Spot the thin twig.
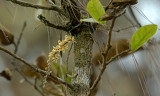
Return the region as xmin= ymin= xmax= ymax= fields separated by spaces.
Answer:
xmin=89 ymin=49 xmax=130 ymax=95
xmin=0 ymin=46 xmax=73 ymax=89
xmin=66 ymin=43 xmax=73 ymax=79
xmin=18 ymin=69 xmax=46 ymax=96
xmin=105 ymin=0 xmax=113 ymax=11
xmin=14 ymin=21 xmax=26 ymax=53
xmin=11 ymin=22 xmax=26 ymax=68
xmin=104 ymin=17 xmax=116 ymax=55
xmin=6 ymin=0 xmax=65 ymax=16
xmin=11 ymin=22 xmax=45 ymax=96
xmin=65 ymin=42 xmax=73 ymax=96
xmin=38 ymin=14 xmax=68 ymax=32
xmin=127 ymin=6 xmax=141 ymax=28
xmin=34 ymin=78 xmax=46 ymax=96
xmin=114 ymin=25 xmax=138 ymax=32
xmin=89 ymin=17 xmax=117 ymax=95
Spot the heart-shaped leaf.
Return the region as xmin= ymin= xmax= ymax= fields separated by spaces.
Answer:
xmin=131 ymin=24 xmax=157 ymax=51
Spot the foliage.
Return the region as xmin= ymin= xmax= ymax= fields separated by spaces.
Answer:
xmin=131 ymin=24 xmax=157 ymax=51
xmin=52 ymin=63 xmax=71 ymax=83
xmin=81 ymin=0 xmax=106 ymax=24
xmin=80 ymin=18 xmax=98 ymax=23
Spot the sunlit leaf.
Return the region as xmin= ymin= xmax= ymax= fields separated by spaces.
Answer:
xmin=87 ymin=0 xmax=106 ymax=24
xmin=131 ymin=24 xmax=157 ymax=51
xmin=80 ymin=18 xmax=98 ymax=23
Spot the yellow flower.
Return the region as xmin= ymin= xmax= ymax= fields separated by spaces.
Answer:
xmin=49 ymin=54 xmax=53 ymax=58
xmin=54 ymin=59 xmax=57 ymax=63
xmin=58 ymin=40 xmax=61 ymax=44
xmin=48 ymin=35 xmax=75 ymax=65
xmin=65 ymin=35 xmax=68 ymax=38
xmin=72 ymin=37 xmax=75 ymax=41
xmin=44 ymin=35 xmax=76 ymax=88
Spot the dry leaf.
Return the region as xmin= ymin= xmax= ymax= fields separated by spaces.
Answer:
xmin=0 ymin=24 xmax=14 ymax=45
xmin=0 ymin=68 xmax=12 ymax=80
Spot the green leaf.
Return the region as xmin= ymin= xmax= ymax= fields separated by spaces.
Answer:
xmin=52 ymin=63 xmax=71 ymax=83
xmin=87 ymin=0 xmax=106 ymax=24
xmin=131 ymin=24 xmax=157 ymax=51
xmin=80 ymin=18 xmax=98 ymax=23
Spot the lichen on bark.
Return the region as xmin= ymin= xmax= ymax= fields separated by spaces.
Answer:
xmin=70 ymin=26 xmax=93 ymax=96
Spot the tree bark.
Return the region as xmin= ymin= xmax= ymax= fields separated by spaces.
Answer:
xmin=70 ymin=26 xmax=93 ymax=96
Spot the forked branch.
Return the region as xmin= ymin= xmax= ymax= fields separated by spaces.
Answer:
xmin=0 ymin=46 xmax=73 ymax=89
xmin=89 ymin=49 xmax=130 ymax=95
xmin=89 ymin=15 xmax=130 ymax=95
xmin=89 ymin=18 xmax=116 ymax=95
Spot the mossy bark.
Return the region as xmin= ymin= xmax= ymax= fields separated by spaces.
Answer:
xmin=70 ymin=26 xmax=93 ymax=96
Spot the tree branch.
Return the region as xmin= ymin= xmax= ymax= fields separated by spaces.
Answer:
xmin=11 ymin=22 xmax=46 ymax=96
xmin=104 ymin=17 xmax=116 ymax=55
xmin=0 ymin=46 xmax=73 ymax=89
xmin=38 ymin=14 xmax=68 ymax=32
xmin=6 ymin=0 xmax=65 ymax=16
xmin=89 ymin=18 xmax=117 ymax=96
xmin=34 ymin=78 xmax=46 ymax=96
xmin=89 ymin=49 xmax=130 ymax=95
